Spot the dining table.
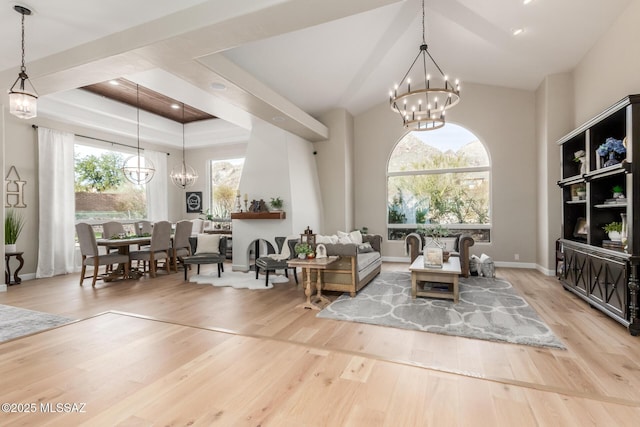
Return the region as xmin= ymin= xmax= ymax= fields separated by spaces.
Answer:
xmin=96 ymin=236 xmax=151 ymax=279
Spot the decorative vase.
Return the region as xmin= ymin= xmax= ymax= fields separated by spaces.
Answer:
xmin=4 ymin=244 xmax=17 ymax=253
xmin=621 ymin=213 xmax=628 ymax=251
xmin=298 ymin=253 xmax=306 ymax=259
xmin=608 ymin=231 xmax=621 ymax=241
xmin=604 ymin=151 xmax=621 ymax=167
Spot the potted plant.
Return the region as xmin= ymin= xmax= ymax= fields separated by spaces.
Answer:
xmin=5 ymin=209 xmax=25 ymax=253
xmin=612 ymin=185 xmax=624 ymax=199
xmin=294 ymin=242 xmax=313 ymax=259
xmin=575 ymin=183 xmax=586 ymax=200
xmin=270 ymin=197 xmax=284 ymax=211
xmin=603 ymin=221 xmax=622 ymax=241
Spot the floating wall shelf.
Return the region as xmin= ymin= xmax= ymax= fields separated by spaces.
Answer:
xmin=231 ymin=211 xmax=286 ymax=220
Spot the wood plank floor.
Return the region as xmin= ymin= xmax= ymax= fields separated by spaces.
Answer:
xmin=1 ymin=263 xmax=639 ymax=426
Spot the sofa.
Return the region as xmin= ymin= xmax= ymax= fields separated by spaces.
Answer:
xmin=405 ymin=233 xmax=475 ymax=277
xmin=308 ymin=234 xmax=382 ymax=297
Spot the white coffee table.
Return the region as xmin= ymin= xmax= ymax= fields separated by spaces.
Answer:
xmin=409 ymin=256 xmax=461 ymax=303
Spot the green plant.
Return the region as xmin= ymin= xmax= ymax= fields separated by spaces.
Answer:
xmin=5 ymin=209 xmax=26 ymax=245
xmin=612 ymin=185 xmax=624 ymax=194
xmin=294 ymin=242 xmax=314 ymax=255
xmin=200 ymin=209 xmax=214 ymax=221
xmin=270 ymin=197 xmax=283 ymax=210
xmin=603 ymin=222 xmax=622 ymax=233
xmin=423 ymin=224 xmax=450 ymax=240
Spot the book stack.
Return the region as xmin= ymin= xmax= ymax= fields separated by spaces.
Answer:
xmin=604 ymin=198 xmax=627 ymax=205
xmin=602 ymin=239 xmax=625 ymax=252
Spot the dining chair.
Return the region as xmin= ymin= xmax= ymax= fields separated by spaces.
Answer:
xmin=101 ymin=221 xmax=126 ymax=271
xmin=190 ymin=218 xmax=204 ymax=236
xmin=102 ymin=221 xmax=125 ymax=239
xmin=134 ymin=220 xmax=153 ymax=236
xmin=129 ymin=220 xmax=172 ymax=277
xmin=76 ymin=222 xmax=130 ymax=287
xmin=172 ymin=220 xmax=193 ymax=272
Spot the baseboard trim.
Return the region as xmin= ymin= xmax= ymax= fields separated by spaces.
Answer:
xmin=493 ymin=261 xmax=537 ymax=269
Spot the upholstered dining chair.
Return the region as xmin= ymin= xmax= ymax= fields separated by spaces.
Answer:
xmin=129 ymin=220 xmax=172 ymax=277
xmin=102 ymin=221 xmax=125 ymax=239
xmin=76 ymin=222 xmax=130 ymax=287
xmin=172 ymin=220 xmax=193 ymax=272
xmin=134 ymin=220 xmax=153 ymax=236
xmin=190 ymin=218 xmax=204 ymax=237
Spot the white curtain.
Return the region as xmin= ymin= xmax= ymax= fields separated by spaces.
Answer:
xmin=145 ymin=149 xmax=168 ymax=221
xmin=36 ymin=127 xmax=77 ymax=277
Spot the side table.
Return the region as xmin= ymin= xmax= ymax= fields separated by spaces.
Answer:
xmin=5 ymin=251 xmax=25 ymax=286
xmin=287 ymin=256 xmax=339 ymax=310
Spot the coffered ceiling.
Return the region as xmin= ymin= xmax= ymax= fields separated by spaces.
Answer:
xmin=0 ymin=0 xmax=633 ymax=147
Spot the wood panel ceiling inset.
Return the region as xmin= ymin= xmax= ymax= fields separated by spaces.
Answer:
xmin=81 ymin=78 xmax=215 ymax=124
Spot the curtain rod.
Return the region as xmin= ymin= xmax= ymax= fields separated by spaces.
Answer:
xmin=31 ymin=124 xmax=170 ymax=156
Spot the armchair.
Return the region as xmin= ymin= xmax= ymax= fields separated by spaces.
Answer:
xmin=405 ymin=232 xmax=475 ymax=277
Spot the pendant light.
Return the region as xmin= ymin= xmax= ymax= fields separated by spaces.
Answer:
xmin=8 ymin=5 xmax=38 ymax=119
xmin=170 ymin=103 xmax=198 ymax=189
xmin=121 ymin=84 xmax=155 ymax=184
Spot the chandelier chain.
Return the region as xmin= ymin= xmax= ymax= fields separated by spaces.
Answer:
xmin=20 ymin=12 xmax=26 ymax=72
xmin=422 ymin=0 xmax=426 ymax=46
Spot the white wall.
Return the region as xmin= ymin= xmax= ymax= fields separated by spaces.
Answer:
xmin=573 ymin=0 xmax=640 ymax=125
xmin=314 ymin=109 xmax=354 ymax=233
xmin=535 ymin=73 xmax=573 ymax=274
xmin=354 ymin=82 xmax=537 ymax=264
xmin=233 ymin=119 xmax=322 ymax=271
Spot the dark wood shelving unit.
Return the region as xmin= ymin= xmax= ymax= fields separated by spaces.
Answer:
xmin=230 ymin=211 xmax=286 ymax=220
xmin=557 ymin=95 xmax=640 ymax=336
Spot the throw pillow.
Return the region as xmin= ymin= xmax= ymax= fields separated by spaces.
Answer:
xmin=337 ymin=231 xmax=352 ymax=244
xmin=349 ymin=230 xmax=363 ymax=245
xmin=195 ymin=233 xmax=220 ymax=254
xmin=357 ymin=242 xmax=374 ymax=253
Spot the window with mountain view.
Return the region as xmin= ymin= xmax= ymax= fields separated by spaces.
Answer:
xmin=208 ymin=158 xmax=244 ymax=222
xmin=387 ymin=124 xmax=491 ymax=242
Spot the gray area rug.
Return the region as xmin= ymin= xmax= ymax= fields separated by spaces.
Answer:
xmin=0 ymin=304 xmax=73 ymax=343
xmin=317 ymin=272 xmax=565 ymax=349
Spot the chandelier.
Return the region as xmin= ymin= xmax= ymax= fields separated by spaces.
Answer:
xmin=389 ymin=0 xmax=460 ymax=131
xmin=8 ymin=5 xmax=38 ymax=119
xmin=121 ymin=84 xmax=155 ymax=184
xmin=170 ymin=103 xmax=198 ymax=189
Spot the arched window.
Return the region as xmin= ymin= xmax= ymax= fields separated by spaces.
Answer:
xmin=387 ymin=123 xmax=491 ymax=242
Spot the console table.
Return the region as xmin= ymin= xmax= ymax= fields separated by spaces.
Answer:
xmin=5 ymin=251 xmax=24 ymax=286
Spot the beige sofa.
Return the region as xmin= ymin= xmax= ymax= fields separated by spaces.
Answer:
xmin=307 ymin=234 xmax=382 ymax=297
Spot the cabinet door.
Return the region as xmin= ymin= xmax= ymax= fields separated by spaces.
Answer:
xmin=588 ymin=254 xmax=628 ymax=320
xmin=563 ymin=246 xmax=589 ymax=296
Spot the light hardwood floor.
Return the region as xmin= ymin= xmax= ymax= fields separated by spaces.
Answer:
xmin=1 ymin=262 xmax=639 ymax=426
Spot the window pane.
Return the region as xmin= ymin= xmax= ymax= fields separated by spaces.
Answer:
xmin=209 ymin=158 xmax=244 ymax=220
xmin=388 ymin=171 xmax=489 ymax=225
xmin=75 ymin=144 xmax=147 ymax=221
xmin=388 ymin=124 xmax=489 ymax=172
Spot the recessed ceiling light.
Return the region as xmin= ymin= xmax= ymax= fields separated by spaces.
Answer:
xmin=108 ymin=80 xmax=119 ymax=86
xmin=512 ymin=28 xmax=524 ymax=36
xmin=523 ymin=0 xmax=533 ymax=5
xmin=211 ymin=82 xmax=227 ymax=91
xmin=171 ymin=103 xmax=180 ymax=109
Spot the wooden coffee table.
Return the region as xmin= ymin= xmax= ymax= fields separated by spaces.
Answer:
xmin=409 ymin=256 xmax=461 ymax=303
xmin=287 ymin=256 xmax=339 ymax=310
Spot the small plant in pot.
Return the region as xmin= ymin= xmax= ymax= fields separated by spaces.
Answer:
xmin=294 ymin=242 xmax=313 ymax=259
xmin=612 ymin=185 xmax=625 ymax=199
xmin=5 ymin=209 xmax=26 ymax=253
xmin=603 ymin=221 xmax=622 ymax=241
xmin=270 ymin=197 xmax=284 ymax=211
